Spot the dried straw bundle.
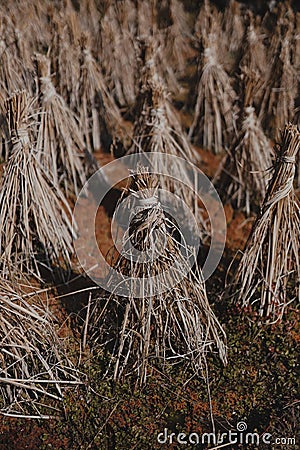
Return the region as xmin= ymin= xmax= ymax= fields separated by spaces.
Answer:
xmin=88 ymin=169 xmax=227 ymax=384
xmin=215 ymin=37 xmax=273 ymax=215
xmin=99 ymin=0 xmax=137 ymax=108
xmin=48 ymin=7 xmax=81 ymax=111
xmin=194 ymin=0 xmax=222 ymax=44
xmin=215 ymin=105 xmax=273 ymax=215
xmin=158 ymin=0 xmax=193 ymax=76
xmin=0 ymin=92 xmax=76 ymax=277
xmin=0 ymin=279 xmax=80 ymax=418
xmin=228 ymin=124 xmax=300 ymax=322
xmin=239 ymin=12 xmax=268 ymax=111
xmin=36 ymin=54 xmax=88 ymax=197
xmin=0 ymin=14 xmax=35 ymax=96
xmin=188 ymin=32 xmax=238 ymax=154
xmin=78 ymin=35 xmax=129 ymax=153
xmin=222 ymin=0 xmax=245 ymax=54
xmin=259 ymin=19 xmax=297 ymax=140
xmin=127 ymin=71 xmax=206 ymax=235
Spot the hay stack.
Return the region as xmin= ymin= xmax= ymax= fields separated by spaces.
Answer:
xmin=0 ymin=278 xmax=80 ymax=418
xmin=78 ymin=34 xmax=129 ymax=153
xmin=215 ymin=19 xmax=273 ymax=215
xmin=99 ymin=0 xmax=137 ymax=108
xmin=188 ymin=30 xmax=238 ymax=154
xmin=259 ymin=8 xmax=297 ymax=140
xmin=36 ymin=54 xmax=88 ymax=197
xmin=228 ymin=124 xmax=300 ymax=322
xmin=0 ymin=91 xmax=76 ymax=277
xmin=88 ymin=168 xmax=227 ymax=385
xmin=223 ymin=0 xmax=245 ymax=54
xmin=126 ymin=58 xmax=208 ymax=237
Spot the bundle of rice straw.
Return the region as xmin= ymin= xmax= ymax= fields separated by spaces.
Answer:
xmin=0 ymin=278 xmax=80 ymax=418
xmin=0 ymin=91 xmax=76 ymax=277
xmin=126 ymin=55 xmax=207 ymax=236
xmin=48 ymin=6 xmax=81 ymax=111
xmin=214 ymin=19 xmax=273 ymax=215
xmin=0 ymin=13 xmax=35 ymax=96
xmin=188 ymin=30 xmax=238 ymax=154
xmin=238 ymin=11 xmax=268 ymax=111
xmin=194 ymin=0 xmax=222 ymax=44
xmin=99 ymin=0 xmax=137 ymax=108
xmin=36 ymin=53 xmax=88 ymax=197
xmin=78 ymin=33 xmax=129 ymax=153
xmin=158 ymin=0 xmax=193 ymax=77
xmin=222 ymin=0 xmax=245 ymax=54
xmin=215 ymin=105 xmax=273 ymax=216
xmin=88 ymin=168 xmax=227 ymax=385
xmin=228 ymin=124 xmax=300 ymax=322
xmin=259 ymin=11 xmax=297 ymax=140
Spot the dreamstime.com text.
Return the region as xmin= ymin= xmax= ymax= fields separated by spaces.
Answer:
xmin=157 ymin=422 xmax=296 ymax=447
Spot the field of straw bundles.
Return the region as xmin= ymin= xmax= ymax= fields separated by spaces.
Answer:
xmin=0 ymin=0 xmax=299 ymax=448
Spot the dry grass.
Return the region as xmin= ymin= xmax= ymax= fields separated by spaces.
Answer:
xmin=0 ymin=277 xmax=81 ymax=418
xmin=227 ymin=124 xmax=300 ymax=322
xmin=259 ymin=6 xmax=297 ymax=140
xmin=78 ymin=33 xmax=129 ymax=153
xmin=87 ymin=168 xmax=227 ymax=385
xmin=36 ymin=54 xmax=88 ymax=197
xmin=0 ymin=91 xmax=76 ymax=277
xmin=189 ymin=29 xmax=238 ymax=154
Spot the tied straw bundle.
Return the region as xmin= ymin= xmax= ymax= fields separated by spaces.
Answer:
xmin=36 ymin=53 xmax=88 ymax=198
xmin=87 ymin=168 xmax=227 ymax=385
xmin=0 ymin=278 xmax=81 ymax=418
xmin=126 ymin=50 xmax=208 ymax=238
xmin=228 ymin=124 xmax=300 ymax=322
xmin=215 ymin=22 xmax=273 ymax=216
xmin=188 ymin=31 xmax=237 ymax=154
xmin=0 ymin=91 xmax=76 ymax=278
xmin=259 ymin=17 xmax=297 ymax=140
xmin=78 ymin=34 xmax=130 ymax=154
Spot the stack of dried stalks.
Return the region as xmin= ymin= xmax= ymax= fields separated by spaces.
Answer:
xmin=78 ymin=34 xmax=129 ymax=153
xmin=0 ymin=91 xmax=76 ymax=277
xmin=158 ymin=0 xmax=193 ymax=77
xmin=215 ymin=18 xmax=273 ymax=215
xmin=48 ymin=6 xmax=81 ymax=111
xmin=99 ymin=0 xmax=137 ymax=108
xmin=0 ymin=13 xmax=35 ymax=96
xmin=189 ymin=27 xmax=238 ymax=154
xmin=228 ymin=124 xmax=300 ymax=322
xmin=36 ymin=54 xmax=88 ymax=197
xmin=223 ymin=0 xmax=245 ymax=55
xmin=126 ymin=56 xmax=208 ymax=237
xmin=259 ymin=6 xmax=297 ymax=140
xmin=88 ymin=168 xmax=227 ymax=385
xmin=0 ymin=277 xmax=80 ymax=418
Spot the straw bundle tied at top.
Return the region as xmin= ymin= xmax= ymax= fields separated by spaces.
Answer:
xmin=215 ymin=105 xmax=273 ymax=215
xmin=215 ymin=41 xmax=273 ymax=215
xmin=259 ymin=16 xmax=297 ymax=140
xmin=125 ymin=54 xmax=209 ymax=238
xmin=99 ymin=0 xmax=137 ymax=107
xmin=87 ymin=168 xmax=227 ymax=385
xmin=78 ymin=34 xmax=129 ymax=153
xmin=188 ymin=30 xmax=238 ymax=154
xmin=228 ymin=124 xmax=300 ymax=321
xmin=222 ymin=0 xmax=245 ymax=54
xmin=0 ymin=278 xmax=81 ymax=418
xmin=239 ymin=12 xmax=268 ymax=111
xmin=0 ymin=13 xmax=35 ymax=96
xmin=0 ymin=91 xmax=76 ymax=278
xmin=36 ymin=53 xmax=89 ymax=198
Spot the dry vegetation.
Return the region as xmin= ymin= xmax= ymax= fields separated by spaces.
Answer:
xmin=0 ymin=0 xmax=299 ymax=448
